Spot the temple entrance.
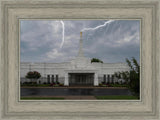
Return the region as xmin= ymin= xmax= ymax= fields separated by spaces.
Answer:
xmin=69 ymin=73 xmax=94 ymax=86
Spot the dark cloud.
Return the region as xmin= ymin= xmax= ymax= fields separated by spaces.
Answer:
xmin=20 ymin=20 xmax=140 ymax=63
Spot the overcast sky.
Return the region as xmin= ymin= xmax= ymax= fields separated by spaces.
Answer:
xmin=20 ymin=20 xmax=140 ymax=63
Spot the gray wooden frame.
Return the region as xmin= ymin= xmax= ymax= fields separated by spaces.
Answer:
xmin=0 ymin=0 xmax=159 ymax=119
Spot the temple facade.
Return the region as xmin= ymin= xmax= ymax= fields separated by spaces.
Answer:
xmin=20 ymin=32 xmax=130 ymax=86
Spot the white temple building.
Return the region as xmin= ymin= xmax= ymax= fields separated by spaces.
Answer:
xmin=20 ymin=32 xmax=130 ymax=86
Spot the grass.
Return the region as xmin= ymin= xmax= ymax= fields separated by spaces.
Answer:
xmin=95 ymin=95 xmax=139 ymax=100
xmin=21 ymin=97 xmax=65 ymax=100
xmin=21 ymin=95 xmax=139 ymax=100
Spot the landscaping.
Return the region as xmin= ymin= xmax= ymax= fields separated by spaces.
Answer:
xmin=21 ymin=82 xmax=64 ymax=87
xmin=21 ymin=82 xmax=129 ymax=88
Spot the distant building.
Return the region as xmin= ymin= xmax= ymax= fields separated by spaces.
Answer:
xmin=20 ymin=32 xmax=130 ymax=86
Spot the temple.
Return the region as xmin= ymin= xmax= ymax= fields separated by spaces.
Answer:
xmin=20 ymin=32 xmax=130 ymax=86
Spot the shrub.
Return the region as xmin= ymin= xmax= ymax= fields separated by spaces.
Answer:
xmin=56 ymin=81 xmax=60 ymax=84
xmin=54 ymin=84 xmax=59 ymax=87
xmin=114 ymin=57 xmax=140 ymax=96
xmin=59 ymin=83 xmax=64 ymax=86
xmin=107 ymin=84 xmax=112 ymax=87
xmin=25 ymin=71 xmax=41 ymax=84
xmin=115 ymin=82 xmax=119 ymax=84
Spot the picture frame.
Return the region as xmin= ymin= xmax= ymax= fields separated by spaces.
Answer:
xmin=0 ymin=0 xmax=159 ymax=119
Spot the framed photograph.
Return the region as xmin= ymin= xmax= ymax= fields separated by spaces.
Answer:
xmin=20 ymin=19 xmax=140 ymax=100
xmin=0 ymin=0 xmax=159 ymax=119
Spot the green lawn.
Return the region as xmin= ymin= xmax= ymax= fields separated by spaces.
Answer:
xmin=21 ymin=97 xmax=65 ymax=100
xmin=95 ymin=95 xmax=139 ymax=100
xmin=21 ymin=95 xmax=139 ymax=100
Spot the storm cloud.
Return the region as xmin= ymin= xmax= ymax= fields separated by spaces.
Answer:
xmin=20 ymin=20 xmax=140 ymax=63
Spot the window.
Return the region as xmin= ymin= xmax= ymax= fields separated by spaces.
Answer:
xmin=52 ymin=75 xmax=54 ymax=83
xmin=47 ymin=75 xmax=50 ymax=84
xmin=56 ymin=74 xmax=58 ymax=82
xmin=104 ymin=74 xmax=106 ymax=83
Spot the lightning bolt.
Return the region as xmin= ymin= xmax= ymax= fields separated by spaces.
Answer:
xmin=81 ymin=20 xmax=114 ymax=32
xmin=60 ymin=20 xmax=65 ymax=48
xmin=59 ymin=20 xmax=114 ymax=48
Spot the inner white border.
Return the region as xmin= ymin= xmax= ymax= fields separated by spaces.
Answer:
xmin=18 ymin=18 xmax=142 ymax=102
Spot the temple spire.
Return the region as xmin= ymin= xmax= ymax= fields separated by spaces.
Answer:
xmin=78 ymin=32 xmax=84 ymax=57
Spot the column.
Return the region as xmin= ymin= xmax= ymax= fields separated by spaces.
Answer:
xmin=64 ymin=73 xmax=69 ymax=86
xmin=50 ymin=75 xmax=52 ymax=83
xmin=94 ymin=73 xmax=98 ymax=86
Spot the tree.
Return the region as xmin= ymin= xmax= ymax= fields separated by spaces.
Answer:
xmin=91 ymin=58 xmax=103 ymax=63
xmin=114 ymin=71 xmax=130 ymax=83
xmin=128 ymin=57 xmax=140 ymax=95
xmin=26 ymin=71 xmax=41 ymax=84
xmin=114 ymin=57 xmax=140 ymax=96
